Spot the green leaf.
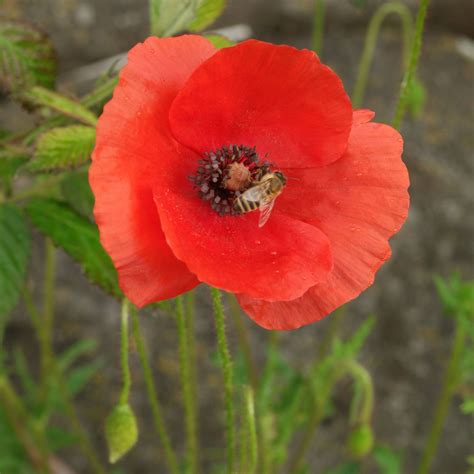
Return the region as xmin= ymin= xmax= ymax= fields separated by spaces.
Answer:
xmin=150 ymin=0 xmax=226 ymax=37
xmin=26 ymin=198 xmax=121 ymax=297
xmin=0 ymin=150 xmax=28 ymax=184
xmin=57 ymin=338 xmax=98 ymax=372
xmin=0 ymin=204 xmax=30 ymax=317
xmin=60 ymin=170 xmax=95 ymax=221
xmin=23 ymin=87 xmax=98 ymax=126
xmin=0 ymin=19 xmax=56 ymax=93
xmin=205 ymin=34 xmax=235 ymax=49
xmin=66 ymin=359 xmax=103 ymax=395
xmin=333 ymin=315 xmax=375 ymax=359
xmin=373 ymin=444 xmax=403 ymax=474
xmin=461 ymin=398 xmax=474 ymax=415
xmin=189 ymin=0 xmax=227 ymax=31
xmin=28 ymin=126 xmax=95 ymax=172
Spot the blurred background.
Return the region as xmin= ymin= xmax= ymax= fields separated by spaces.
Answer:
xmin=1 ymin=0 xmax=473 ymax=473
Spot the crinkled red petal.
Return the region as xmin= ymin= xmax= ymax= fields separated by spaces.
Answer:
xmin=238 ymin=119 xmax=409 ymax=329
xmin=153 ymin=181 xmax=333 ymax=301
xmin=169 ymin=39 xmax=353 ymax=168
xmin=90 ymin=35 xmax=216 ymax=306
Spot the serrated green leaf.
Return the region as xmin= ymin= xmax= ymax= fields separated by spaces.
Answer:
xmin=205 ymin=34 xmax=235 ymax=49
xmin=0 ymin=19 xmax=56 ymax=93
xmin=0 ymin=204 xmax=30 ymax=317
xmin=150 ymin=0 xmax=226 ymax=37
xmin=28 ymin=126 xmax=95 ymax=172
xmin=189 ymin=0 xmax=226 ymax=31
xmin=26 ymin=198 xmax=121 ymax=297
xmin=0 ymin=151 xmax=28 ymax=184
xmin=60 ymin=170 xmax=95 ymax=221
xmin=23 ymin=87 xmax=98 ymax=126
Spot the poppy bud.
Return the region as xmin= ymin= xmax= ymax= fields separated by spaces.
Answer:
xmin=105 ymin=403 xmax=138 ymax=463
xmin=346 ymin=424 xmax=374 ymax=458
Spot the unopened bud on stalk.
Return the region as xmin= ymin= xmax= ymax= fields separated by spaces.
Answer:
xmin=105 ymin=403 xmax=138 ymax=463
xmin=346 ymin=424 xmax=374 ymax=458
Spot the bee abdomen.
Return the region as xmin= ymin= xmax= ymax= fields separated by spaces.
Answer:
xmin=234 ymin=197 xmax=260 ymax=214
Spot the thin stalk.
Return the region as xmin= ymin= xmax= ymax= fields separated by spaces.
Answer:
xmin=312 ymin=0 xmax=326 ymax=55
xmin=210 ymin=287 xmax=235 ymax=474
xmin=393 ymin=0 xmax=430 ymax=129
xmin=228 ymin=294 xmax=258 ymax=390
xmin=119 ymin=299 xmax=131 ymax=404
xmin=344 ymin=359 xmax=374 ymax=424
xmin=416 ymin=323 xmax=466 ymax=474
xmin=41 ymin=239 xmax=56 ymax=388
xmin=176 ymin=296 xmax=198 ymax=474
xmin=0 ymin=376 xmax=51 ymax=473
xmin=318 ymin=307 xmax=345 ymax=360
xmin=245 ymin=386 xmax=258 ymax=474
xmin=131 ymin=307 xmax=179 ymax=474
xmin=352 ymin=1 xmax=413 ymax=108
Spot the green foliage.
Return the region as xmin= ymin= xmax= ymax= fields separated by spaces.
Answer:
xmin=324 ymin=461 xmax=360 ymax=474
xmin=406 ymin=77 xmax=426 ymax=118
xmin=346 ymin=424 xmax=374 ymax=458
xmin=150 ymin=0 xmax=226 ymax=37
xmin=373 ymin=444 xmax=403 ymax=474
xmin=332 ymin=315 xmax=375 ymax=359
xmin=105 ymin=403 xmax=139 ymax=463
xmin=27 ymin=125 xmax=96 ymax=172
xmin=0 ymin=18 xmax=56 ymax=94
xmin=23 ymin=86 xmax=98 ymax=126
xmin=189 ymin=0 xmax=227 ymax=31
xmin=60 ymin=169 xmax=95 ymax=221
xmin=26 ymin=198 xmax=121 ymax=297
xmin=205 ymin=34 xmax=235 ymax=49
xmin=0 ymin=204 xmax=30 ymax=317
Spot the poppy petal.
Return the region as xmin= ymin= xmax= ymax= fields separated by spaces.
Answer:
xmin=90 ymin=35 xmax=216 ymax=306
xmin=169 ymin=39 xmax=353 ymax=168
xmin=238 ymin=121 xmax=409 ymax=329
xmin=153 ymin=183 xmax=333 ymax=301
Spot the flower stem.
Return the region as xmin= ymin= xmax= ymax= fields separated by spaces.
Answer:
xmin=416 ymin=322 xmax=466 ymax=474
xmin=228 ymin=294 xmax=258 ymax=390
xmin=119 ymin=299 xmax=131 ymax=405
xmin=40 ymin=239 xmax=56 ymax=390
xmin=131 ymin=307 xmax=179 ymax=474
xmin=318 ymin=307 xmax=345 ymax=359
xmin=392 ymin=0 xmax=430 ymax=129
xmin=343 ymin=359 xmax=374 ymax=425
xmin=312 ymin=0 xmax=326 ymax=55
xmin=352 ymin=1 xmax=413 ymax=108
xmin=245 ymin=386 xmax=258 ymax=474
xmin=210 ymin=287 xmax=235 ymax=474
xmin=176 ymin=296 xmax=198 ymax=474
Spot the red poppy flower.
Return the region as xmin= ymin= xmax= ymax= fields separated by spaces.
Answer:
xmin=90 ymin=35 xmax=409 ymax=330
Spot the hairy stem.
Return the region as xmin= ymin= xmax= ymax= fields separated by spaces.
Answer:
xmin=416 ymin=323 xmax=466 ymax=474
xmin=393 ymin=0 xmax=430 ymax=129
xmin=176 ymin=296 xmax=198 ymax=473
xmin=352 ymin=1 xmax=413 ymax=108
xmin=131 ymin=307 xmax=179 ymax=474
xmin=210 ymin=287 xmax=235 ymax=474
xmin=228 ymin=293 xmax=258 ymax=390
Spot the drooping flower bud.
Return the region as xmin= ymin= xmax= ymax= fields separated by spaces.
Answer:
xmin=346 ymin=424 xmax=374 ymax=458
xmin=105 ymin=403 xmax=138 ymax=463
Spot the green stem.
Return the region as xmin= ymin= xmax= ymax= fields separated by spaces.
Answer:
xmin=0 ymin=376 xmax=51 ymax=473
xmin=119 ymin=299 xmax=131 ymax=405
xmin=344 ymin=359 xmax=374 ymax=425
xmin=176 ymin=296 xmax=198 ymax=474
xmin=392 ymin=0 xmax=430 ymax=129
xmin=41 ymin=239 xmax=56 ymax=388
xmin=210 ymin=287 xmax=235 ymax=474
xmin=149 ymin=0 xmax=160 ymax=36
xmin=318 ymin=307 xmax=345 ymax=359
xmin=312 ymin=0 xmax=326 ymax=55
xmin=352 ymin=1 xmax=413 ymax=108
xmin=228 ymin=294 xmax=258 ymax=390
xmin=131 ymin=307 xmax=179 ymax=474
xmin=416 ymin=323 xmax=466 ymax=474
xmin=245 ymin=386 xmax=258 ymax=474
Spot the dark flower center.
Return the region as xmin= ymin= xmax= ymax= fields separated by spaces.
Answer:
xmin=189 ymin=145 xmax=272 ymax=215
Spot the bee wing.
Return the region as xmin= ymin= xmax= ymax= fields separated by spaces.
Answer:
xmin=258 ymin=198 xmax=276 ymax=228
xmin=240 ymin=180 xmax=272 ymax=202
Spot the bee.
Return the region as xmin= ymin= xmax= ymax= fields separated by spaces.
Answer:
xmin=233 ymin=171 xmax=287 ymax=227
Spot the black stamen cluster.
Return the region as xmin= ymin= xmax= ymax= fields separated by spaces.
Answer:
xmin=189 ymin=145 xmax=271 ymax=215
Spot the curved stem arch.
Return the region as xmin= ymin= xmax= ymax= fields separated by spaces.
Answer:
xmin=352 ymin=1 xmax=413 ymax=108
